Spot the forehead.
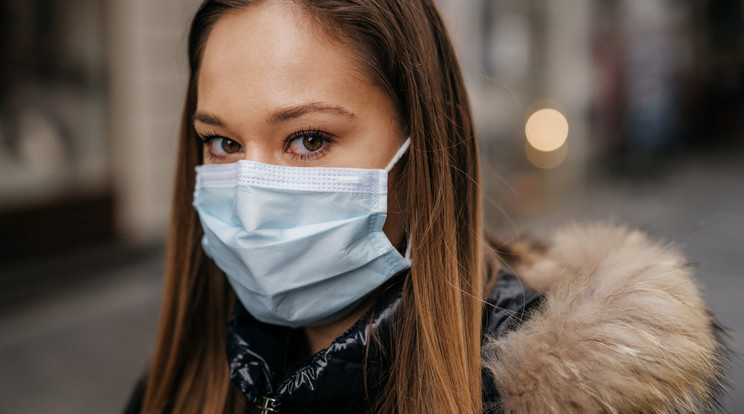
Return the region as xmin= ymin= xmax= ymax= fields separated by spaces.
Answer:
xmin=197 ymin=1 xmax=373 ymax=113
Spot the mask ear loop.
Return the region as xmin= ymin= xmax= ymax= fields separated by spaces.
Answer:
xmin=403 ymin=235 xmax=412 ymax=264
xmin=384 ymin=137 xmax=411 ymax=172
xmin=384 ymin=138 xmax=413 ymax=264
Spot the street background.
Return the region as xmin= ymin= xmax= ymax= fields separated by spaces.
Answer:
xmin=0 ymin=0 xmax=742 ymax=412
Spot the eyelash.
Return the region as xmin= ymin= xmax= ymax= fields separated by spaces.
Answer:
xmin=196 ymin=131 xmax=234 ymax=162
xmin=196 ymin=129 xmax=335 ymax=162
xmin=283 ymin=129 xmax=335 ymax=161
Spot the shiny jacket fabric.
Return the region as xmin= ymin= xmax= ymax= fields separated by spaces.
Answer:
xmin=227 ymin=268 xmax=542 ymax=413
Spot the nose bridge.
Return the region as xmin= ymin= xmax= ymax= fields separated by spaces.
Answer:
xmin=242 ymin=139 xmax=276 ymax=164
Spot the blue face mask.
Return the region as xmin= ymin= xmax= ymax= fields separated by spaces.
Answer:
xmin=193 ymin=139 xmax=411 ymax=328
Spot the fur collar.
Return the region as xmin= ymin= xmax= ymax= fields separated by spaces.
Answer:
xmin=483 ymin=223 xmax=728 ymax=413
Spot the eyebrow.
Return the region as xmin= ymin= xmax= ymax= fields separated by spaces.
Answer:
xmin=193 ymin=112 xmax=224 ymax=127
xmin=267 ymin=102 xmax=355 ymax=124
xmin=193 ymin=102 xmax=355 ymax=128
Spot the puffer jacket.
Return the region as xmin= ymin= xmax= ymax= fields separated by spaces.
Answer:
xmin=124 ymin=223 xmax=728 ymax=413
xmin=227 ymin=223 xmax=728 ymax=413
xmin=227 ymin=266 xmax=540 ymax=413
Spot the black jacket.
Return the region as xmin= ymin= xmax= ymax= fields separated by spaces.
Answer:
xmin=227 ymin=268 xmax=541 ymax=413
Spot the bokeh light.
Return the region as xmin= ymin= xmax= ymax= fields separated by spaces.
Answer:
xmin=525 ymin=108 xmax=569 ymax=152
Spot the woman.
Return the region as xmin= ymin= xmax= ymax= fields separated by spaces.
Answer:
xmin=127 ymin=0 xmax=728 ymax=413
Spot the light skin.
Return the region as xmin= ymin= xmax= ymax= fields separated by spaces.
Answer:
xmin=196 ymin=1 xmax=407 ymax=355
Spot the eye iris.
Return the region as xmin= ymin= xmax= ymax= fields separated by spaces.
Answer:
xmin=303 ymin=135 xmax=323 ymax=151
xmin=221 ymin=139 xmax=241 ymax=153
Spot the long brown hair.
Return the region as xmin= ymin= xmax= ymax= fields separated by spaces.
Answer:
xmin=142 ymin=0 xmax=483 ymax=412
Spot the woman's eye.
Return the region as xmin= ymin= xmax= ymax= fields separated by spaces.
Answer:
xmin=286 ymin=130 xmax=328 ymax=155
xmin=206 ymin=136 xmax=243 ymax=155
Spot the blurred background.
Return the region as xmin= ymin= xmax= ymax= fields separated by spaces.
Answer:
xmin=0 ymin=0 xmax=741 ymax=412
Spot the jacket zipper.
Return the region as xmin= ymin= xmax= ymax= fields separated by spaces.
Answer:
xmin=259 ymin=396 xmax=278 ymax=413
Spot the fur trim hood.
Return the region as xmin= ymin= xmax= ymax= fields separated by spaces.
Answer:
xmin=483 ymin=223 xmax=728 ymax=413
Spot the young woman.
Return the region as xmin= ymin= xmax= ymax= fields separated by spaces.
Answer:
xmin=126 ymin=0 xmax=728 ymax=413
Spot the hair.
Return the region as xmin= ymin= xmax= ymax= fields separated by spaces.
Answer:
xmin=142 ymin=0 xmax=484 ymax=413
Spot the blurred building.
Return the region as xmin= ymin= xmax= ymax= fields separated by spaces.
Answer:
xmin=437 ymin=0 xmax=744 ymax=229
xmin=0 ymin=0 xmax=200 ymax=267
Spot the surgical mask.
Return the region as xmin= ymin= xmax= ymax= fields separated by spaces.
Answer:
xmin=193 ymin=139 xmax=411 ymax=328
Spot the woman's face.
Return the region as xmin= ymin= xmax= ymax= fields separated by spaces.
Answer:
xmin=195 ymin=1 xmax=405 ymax=169
xmin=195 ymin=0 xmax=407 ymax=245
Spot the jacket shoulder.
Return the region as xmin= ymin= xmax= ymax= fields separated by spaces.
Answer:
xmin=482 ymin=223 xmax=728 ymax=413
